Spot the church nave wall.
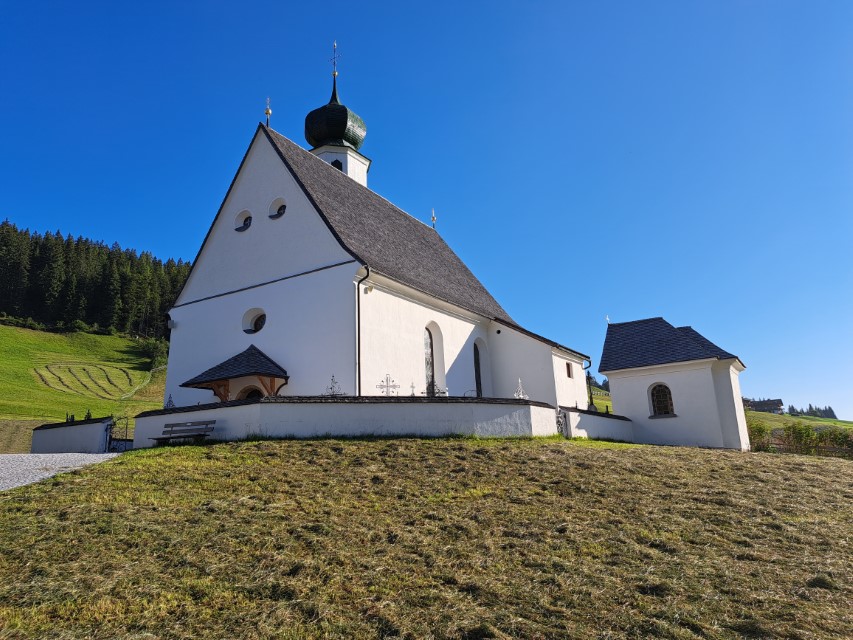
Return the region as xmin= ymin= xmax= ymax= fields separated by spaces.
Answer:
xmin=359 ymin=281 xmax=490 ymax=398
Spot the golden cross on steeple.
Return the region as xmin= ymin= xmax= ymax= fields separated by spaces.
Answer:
xmin=264 ymin=97 xmax=272 ymax=127
xmin=330 ymin=40 xmax=341 ymax=77
xmin=431 ymin=208 xmax=437 ymax=229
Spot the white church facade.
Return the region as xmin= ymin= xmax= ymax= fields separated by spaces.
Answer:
xmin=132 ymin=74 xmax=750 ymax=451
xmin=133 ymin=75 xmax=592 ymax=447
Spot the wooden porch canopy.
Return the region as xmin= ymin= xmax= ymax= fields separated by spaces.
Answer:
xmin=180 ymin=344 xmax=289 ymax=402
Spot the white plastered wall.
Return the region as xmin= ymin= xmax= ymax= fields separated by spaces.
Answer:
xmin=165 ymin=262 xmax=358 ymax=406
xmin=488 ymin=323 xmax=559 ymax=405
xmin=358 ymin=276 xmax=492 ymax=398
xmin=31 ymin=420 xmax=111 ymax=454
xmin=712 ymin=359 xmax=750 ymax=450
xmin=551 ymin=351 xmax=589 ymax=408
xmin=606 ymin=359 xmax=741 ymax=448
xmin=311 ymin=145 xmax=370 ymax=187
xmin=133 ymin=401 xmax=557 ymax=448
xmin=176 ymin=130 xmax=355 ymax=305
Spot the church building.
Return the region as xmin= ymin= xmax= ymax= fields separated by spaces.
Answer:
xmin=133 ymin=70 xmax=592 ymax=446
xmin=132 ymin=69 xmax=750 ymax=451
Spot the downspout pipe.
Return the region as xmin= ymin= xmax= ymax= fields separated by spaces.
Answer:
xmin=355 ymin=265 xmax=370 ymax=396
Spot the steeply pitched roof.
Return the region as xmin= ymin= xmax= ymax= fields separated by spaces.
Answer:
xmin=599 ymin=317 xmax=742 ymax=373
xmin=181 ymin=345 xmax=288 ymax=387
xmin=261 ymin=126 xmax=514 ymax=323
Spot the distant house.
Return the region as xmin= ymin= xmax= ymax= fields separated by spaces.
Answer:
xmin=742 ymin=398 xmax=784 ymax=414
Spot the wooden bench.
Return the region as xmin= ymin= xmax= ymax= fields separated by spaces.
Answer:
xmin=150 ymin=420 xmax=216 ymax=445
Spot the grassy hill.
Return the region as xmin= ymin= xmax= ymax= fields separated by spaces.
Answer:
xmin=0 ymin=325 xmax=165 ymax=452
xmin=0 ymin=438 xmax=850 ymax=639
xmin=745 ymin=410 xmax=852 ymax=431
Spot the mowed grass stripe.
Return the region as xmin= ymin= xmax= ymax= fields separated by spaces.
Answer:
xmin=96 ymin=365 xmax=126 ymax=392
xmin=41 ymin=365 xmax=83 ymax=396
xmin=82 ymin=366 xmax=121 ymax=398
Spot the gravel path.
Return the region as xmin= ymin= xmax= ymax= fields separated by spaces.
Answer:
xmin=0 ymin=453 xmax=119 ymax=491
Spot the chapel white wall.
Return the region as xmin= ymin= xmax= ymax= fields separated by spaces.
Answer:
xmin=606 ymin=360 xmax=729 ymax=448
xmin=165 ymin=263 xmax=358 ymax=406
xmin=176 ymin=130 xmax=354 ymax=305
xmin=712 ymin=360 xmax=750 ymax=450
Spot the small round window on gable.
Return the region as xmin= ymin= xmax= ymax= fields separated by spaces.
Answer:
xmin=235 ymin=210 xmax=252 ymax=232
xmin=269 ymin=197 xmax=287 ymax=219
xmin=242 ymin=308 xmax=266 ymax=334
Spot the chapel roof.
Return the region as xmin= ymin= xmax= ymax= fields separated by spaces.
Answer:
xmin=180 ymin=344 xmax=289 ymax=387
xmin=261 ymin=125 xmax=515 ymax=324
xmin=599 ymin=317 xmax=742 ymax=373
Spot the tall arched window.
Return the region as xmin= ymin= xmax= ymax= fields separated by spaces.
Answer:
xmin=473 ymin=343 xmax=483 ymax=397
xmin=651 ymin=384 xmax=675 ymax=416
xmin=424 ymin=327 xmax=436 ymax=396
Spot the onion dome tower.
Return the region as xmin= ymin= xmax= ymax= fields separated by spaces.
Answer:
xmin=304 ymin=43 xmax=371 ymax=186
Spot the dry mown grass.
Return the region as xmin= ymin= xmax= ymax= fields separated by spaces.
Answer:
xmin=0 ymin=438 xmax=850 ymax=639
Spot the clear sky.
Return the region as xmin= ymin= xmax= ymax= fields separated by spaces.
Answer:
xmin=2 ymin=1 xmax=851 ymax=418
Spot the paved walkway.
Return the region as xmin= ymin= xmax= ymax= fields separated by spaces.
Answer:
xmin=0 ymin=453 xmax=118 ymax=491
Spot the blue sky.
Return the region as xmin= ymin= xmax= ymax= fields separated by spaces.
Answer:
xmin=2 ymin=1 xmax=851 ymax=418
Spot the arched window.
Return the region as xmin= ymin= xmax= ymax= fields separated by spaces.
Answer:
xmin=331 ymin=159 xmax=343 ymax=171
xmin=473 ymin=343 xmax=482 ymax=397
xmin=651 ymin=384 xmax=674 ymax=416
xmin=237 ymin=387 xmax=263 ymax=400
xmin=424 ymin=327 xmax=436 ymax=396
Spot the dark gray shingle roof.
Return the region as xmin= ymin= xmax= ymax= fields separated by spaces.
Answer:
xmin=34 ymin=416 xmax=113 ymax=431
xmin=262 ymin=126 xmax=513 ymax=323
xmin=181 ymin=345 xmax=288 ymax=387
xmin=599 ymin=317 xmax=741 ymax=373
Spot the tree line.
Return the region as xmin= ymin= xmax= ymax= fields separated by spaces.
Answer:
xmin=788 ymin=404 xmax=837 ymax=420
xmin=0 ymin=220 xmax=191 ymax=340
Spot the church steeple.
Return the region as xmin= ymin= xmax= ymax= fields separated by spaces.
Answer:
xmin=304 ymin=42 xmax=371 ymax=186
xmin=304 ymin=75 xmax=367 ymax=151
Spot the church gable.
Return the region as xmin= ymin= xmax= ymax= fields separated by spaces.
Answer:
xmin=175 ymin=129 xmax=356 ymax=306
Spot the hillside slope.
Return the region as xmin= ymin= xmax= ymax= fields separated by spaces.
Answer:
xmin=0 ymin=438 xmax=849 ymax=639
xmin=0 ymin=325 xmax=165 ymax=451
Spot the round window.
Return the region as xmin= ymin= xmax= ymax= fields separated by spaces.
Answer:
xmin=235 ymin=210 xmax=252 ymax=231
xmin=269 ymin=198 xmax=287 ymax=219
xmin=242 ymin=308 xmax=267 ymax=334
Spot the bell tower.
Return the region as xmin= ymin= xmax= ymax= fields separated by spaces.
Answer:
xmin=304 ymin=43 xmax=371 ymax=186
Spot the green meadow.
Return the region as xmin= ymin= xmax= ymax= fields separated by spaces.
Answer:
xmin=0 ymin=325 xmax=165 ymax=451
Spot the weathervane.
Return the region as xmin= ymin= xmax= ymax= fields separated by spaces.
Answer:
xmin=330 ymin=40 xmax=341 ymax=77
xmin=265 ymin=97 xmax=272 ymax=127
xmin=431 ymin=208 xmax=437 ymax=229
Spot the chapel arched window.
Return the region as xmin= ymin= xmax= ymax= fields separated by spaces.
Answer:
xmin=425 ymin=327 xmax=436 ymax=396
xmin=474 ymin=343 xmax=483 ymax=398
xmin=651 ymin=384 xmax=674 ymax=416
